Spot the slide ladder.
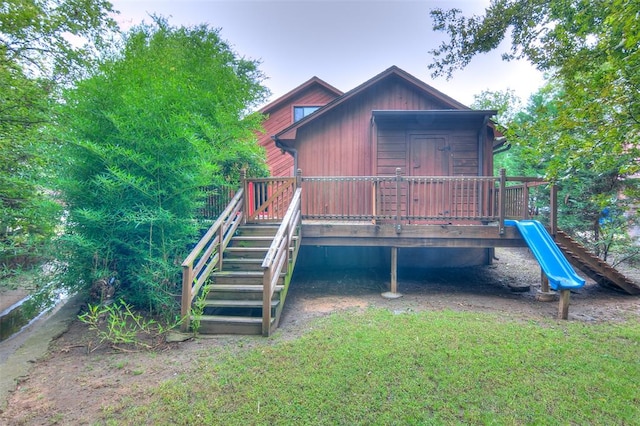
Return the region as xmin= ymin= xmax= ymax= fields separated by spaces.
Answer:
xmin=554 ymin=230 xmax=639 ymax=295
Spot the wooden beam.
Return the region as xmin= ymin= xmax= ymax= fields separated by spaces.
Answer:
xmin=541 ymin=269 xmax=550 ymax=293
xmin=558 ymin=290 xmax=570 ymax=320
xmin=390 ymin=247 xmax=398 ymax=293
xmin=301 ymin=223 xmax=527 ymax=248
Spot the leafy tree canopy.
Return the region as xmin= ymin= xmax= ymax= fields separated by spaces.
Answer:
xmin=471 ymin=89 xmax=523 ymax=174
xmin=1 ymin=0 xmax=117 ymax=268
xmin=429 ymin=0 xmax=639 ymax=180
xmin=57 ymin=17 xmax=269 ymax=311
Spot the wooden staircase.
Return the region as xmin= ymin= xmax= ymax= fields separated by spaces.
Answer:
xmin=555 ymin=230 xmax=640 ymax=295
xmin=195 ymin=224 xmax=292 ymax=335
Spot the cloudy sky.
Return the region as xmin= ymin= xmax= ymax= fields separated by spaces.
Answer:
xmin=109 ymin=0 xmax=545 ymax=107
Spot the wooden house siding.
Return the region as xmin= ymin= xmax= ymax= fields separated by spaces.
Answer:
xmin=293 ymin=77 xmax=455 ymax=178
xmin=258 ymin=79 xmax=342 ymax=177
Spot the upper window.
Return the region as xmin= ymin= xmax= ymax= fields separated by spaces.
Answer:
xmin=293 ymin=106 xmax=320 ymax=122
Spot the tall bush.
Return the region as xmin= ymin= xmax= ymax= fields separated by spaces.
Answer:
xmin=56 ymin=18 xmax=269 ymax=312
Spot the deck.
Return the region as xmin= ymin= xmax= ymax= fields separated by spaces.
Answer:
xmin=181 ymin=170 xmax=637 ymax=335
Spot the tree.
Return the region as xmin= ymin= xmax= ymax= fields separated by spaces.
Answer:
xmin=430 ymin=0 xmax=639 ymax=263
xmin=429 ymin=0 xmax=639 ymax=180
xmin=56 ymin=18 xmax=269 ymax=312
xmin=508 ymin=84 xmax=639 ymax=262
xmin=0 ymin=0 xmax=117 ymax=269
xmin=470 ymin=89 xmax=523 ymax=174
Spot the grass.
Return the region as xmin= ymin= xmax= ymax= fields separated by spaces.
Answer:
xmin=108 ymin=309 xmax=639 ymax=425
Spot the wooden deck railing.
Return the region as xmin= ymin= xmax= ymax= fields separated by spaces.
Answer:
xmin=180 ymin=189 xmax=244 ymax=331
xmin=181 ymin=170 xmax=554 ymax=331
xmin=300 ymin=169 xmax=552 ymax=232
xmin=261 ymin=187 xmax=302 ymax=336
xmin=242 ymin=171 xmax=297 ymax=223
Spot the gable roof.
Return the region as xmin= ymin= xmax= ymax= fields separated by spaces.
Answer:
xmin=275 ymin=65 xmax=470 ymax=141
xmin=259 ymin=76 xmax=343 ymax=114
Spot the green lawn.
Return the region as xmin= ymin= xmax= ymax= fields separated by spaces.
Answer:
xmin=110 ymin=309 xmax=639 ymax=425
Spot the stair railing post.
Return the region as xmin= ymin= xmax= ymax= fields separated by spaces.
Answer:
xmin=262 ymin=267 xmax=273 ymax=336
xmin=241 ymin=168 xmax=248 ymax=225
xmin=498 ymin=168 xmax=506 ymax=235
xmin=217 ymin=224 xmax=224 ymax=271
xmin=296 ymin=168 xmax=302 ymax=188
xmin=180 ymin=264 xmax=192 ymax=332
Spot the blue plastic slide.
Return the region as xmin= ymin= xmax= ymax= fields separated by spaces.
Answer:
xmin=504 ymin=220 xmax=585 ymax=291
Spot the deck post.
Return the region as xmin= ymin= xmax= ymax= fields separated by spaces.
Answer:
xmin=395 ymin=168 xmax=402 ymax=234
xmin=550 ymin=183 xmax=558 ymax=236
xmin=391 ymin=247 xmax=398 ymax=293
xmin=522 ymin=183 xmax=530 ymax=219
xmin=498 ymin=168 xmax=506 ymax=235
xmin=296 ymin=168 xmax=302 ymax=188
xmin=382 ymin=247 xmax=402 ymax=299
xmin=541 ymin=270 xmax=550 ymax=293
xmin=558 ymin=289 xmax=570 ymax=319
xmin=536 ymin=270 xmax=556 ymax=302
xmin=241 ymin=169 xmax=248 ymax=225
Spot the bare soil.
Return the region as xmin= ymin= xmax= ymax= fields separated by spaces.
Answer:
xmin=1 ymin=247 xmax=638 ymax=425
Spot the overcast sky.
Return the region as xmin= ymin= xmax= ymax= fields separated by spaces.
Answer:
xmin=109 ymin=0 xmax=546 ymax=107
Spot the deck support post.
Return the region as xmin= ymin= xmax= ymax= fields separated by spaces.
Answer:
xmin=541 ymin=270 xmax=550 ymax=293
xmin=498 ymin=168 xmax=506 ymax=235
xmin=550 ymin=184 xmax=558 ymax=236
xmin=391 ymin=246 xmax=398 ymax=293
xmin=382 ymin=247 xmax=402 ymax=299
xmin=536 ymin=270 xmax=556 ymax=302
xmin=558 ymin=289 xmax=570 ymax=320
xmin=395 ymin=168 xmax=402 ymax=234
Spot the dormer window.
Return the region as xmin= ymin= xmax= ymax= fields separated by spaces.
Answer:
xmin=293 ymin=106 xmax=320 ymax=122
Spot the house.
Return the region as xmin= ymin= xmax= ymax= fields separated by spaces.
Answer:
xmin=182 ymin=66 xmax=638 ymax=336
xmin=261 ymin=66 xmax=501 ymax=268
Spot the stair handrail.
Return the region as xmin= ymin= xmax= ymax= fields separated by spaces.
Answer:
xmin=261 ymin=187 xmax=302 ymax=336
xmin=180 ymin=188 xmax=244 ymax=331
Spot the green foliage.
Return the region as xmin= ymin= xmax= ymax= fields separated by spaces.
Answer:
xmin=429 ymin=0 xmax=639 ymax=179
xmin=437 ymin=1 xmax=639 ymax=261
xmin=190 ymin=282 xmax=211 ymax=336
xmin=0 ymin=0 xmax=117 ymax=267
xmin=78 ymin=299 xmax=180 ymax=352
xmin=471 ymin=89 xmax=524 ymax=174
xmin=56 ymin=17 xmax=269 ymax=312
xmin=505 ymin=84 xmax=638 ymax=259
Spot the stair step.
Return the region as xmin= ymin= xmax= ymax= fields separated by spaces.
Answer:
xmin=224 ymin=247 xmax=269 ymax=259
xmin=203 ymin=299 xmax=279 ymax=309
xmin=212 ymin=274 xmax=285 ymax=286
xmin=208 ymin=284 xmax=285 ymax=300
xmin=230 ymin=236 xmax=274 ymax=248
xmin=209 ymin=284 xmax=284 ymax=291
xmin=222 ymin=258 xmax=265 ymax=271
xmin=195 ymin=315 xmax=275 ymax=335
xmin=235 ymin=225 xmax=279 ymax=236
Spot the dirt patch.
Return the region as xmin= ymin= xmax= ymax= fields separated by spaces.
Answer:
xmin=1 ymin=248 xmax=638 ymax=425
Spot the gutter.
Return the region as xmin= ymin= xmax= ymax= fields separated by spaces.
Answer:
xmin=492 ymin=137 xmax=512 ymax=155
xmin=272 ymin=136 xmax=298 ymax=174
